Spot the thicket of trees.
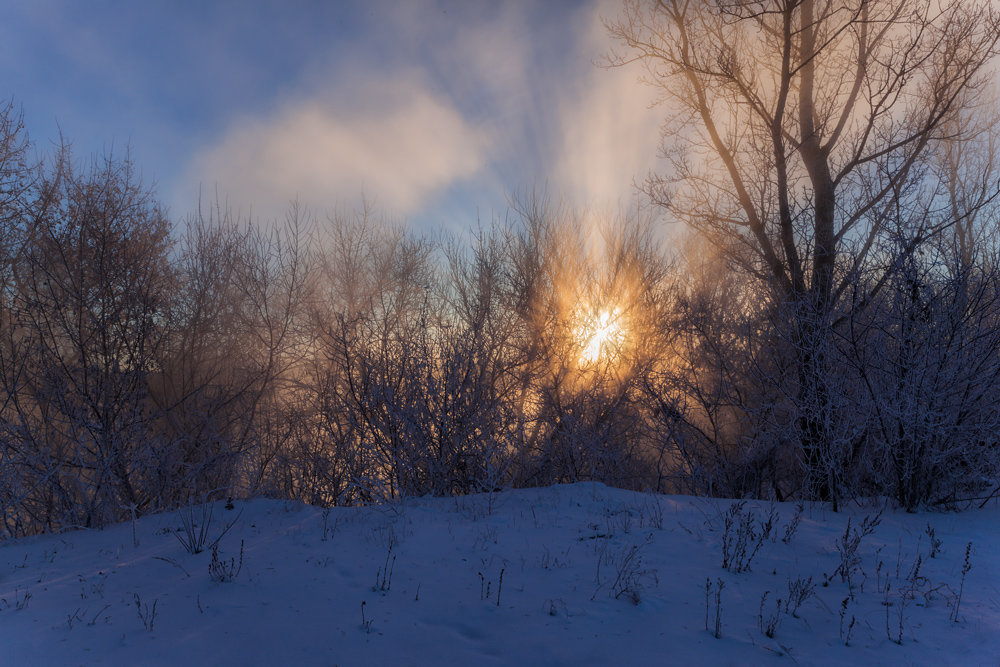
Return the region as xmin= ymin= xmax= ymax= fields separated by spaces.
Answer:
xmin=3 ymin=0 xmax=1000 ymax=536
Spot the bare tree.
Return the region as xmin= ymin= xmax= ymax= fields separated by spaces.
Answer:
xmin=7 ymin=149 xmax=173 ymax=529
xmin=0 ymin=99 xmax=37 ymax=536
xmin=641 ymin=235 xmax=796 ymax=498
xmin=155 ymin=202 xmax=312 ymax=504
xmin=840 ymin=239 xmax=1000 ymax=509
xmin=309 ymin=208 xmax=436 ymax=501
xmin=608 ymin=0 xmax=1000 ymax=503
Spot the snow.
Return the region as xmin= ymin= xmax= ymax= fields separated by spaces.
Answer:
xmin=1 ymin=483 xmax=997 ymax=665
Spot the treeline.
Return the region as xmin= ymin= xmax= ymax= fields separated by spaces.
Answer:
xmin=3 ymin=92 xmax=1000 ymax=535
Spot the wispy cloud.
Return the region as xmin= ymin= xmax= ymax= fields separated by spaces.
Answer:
xmin=180 ymin=76 xmax=491 ymax=221
xmin=175 ymin=0 xmax=663 ymax=228
xmin=550 ymin=2 xmax=663 ymax=214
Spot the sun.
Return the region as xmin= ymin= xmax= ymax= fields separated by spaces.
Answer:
xmin=574 ymin=306 xmax=625 ymax=366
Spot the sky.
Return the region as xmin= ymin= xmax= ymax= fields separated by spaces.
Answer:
xmin=2 ymin=0 xmax=664 ymax=232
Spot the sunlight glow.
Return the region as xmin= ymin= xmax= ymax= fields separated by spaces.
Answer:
xmin=575 ymin=307 xmax=625 ymax=366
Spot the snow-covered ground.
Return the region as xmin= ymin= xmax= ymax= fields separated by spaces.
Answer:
xmin=1 ymin=483 xmax=997 ymax=666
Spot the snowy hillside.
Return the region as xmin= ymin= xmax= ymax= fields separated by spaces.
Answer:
xmin=1 ymin=484 xmax=997 ymax=666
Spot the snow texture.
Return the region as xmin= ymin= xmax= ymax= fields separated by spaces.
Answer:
xmin=1 ymin=483 xmax=996 ymax=665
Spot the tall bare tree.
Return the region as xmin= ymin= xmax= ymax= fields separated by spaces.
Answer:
xmin=608 ymin=0 xmax=1000 ymax=502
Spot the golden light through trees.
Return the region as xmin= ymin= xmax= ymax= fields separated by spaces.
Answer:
xmin=574 ymin=305 xmax=625 ymax=366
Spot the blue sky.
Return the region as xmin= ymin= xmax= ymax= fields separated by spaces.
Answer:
xmin=3 ymin=0 xmax=663 ymax=231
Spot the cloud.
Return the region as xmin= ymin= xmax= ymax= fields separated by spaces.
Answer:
xmin=178 ymin=76 xmax=491 ymax=221
xmin=550 ymin=1 xmax=663 ymax=213
xmin=174 ymin=0 xmax=665 ymax=231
